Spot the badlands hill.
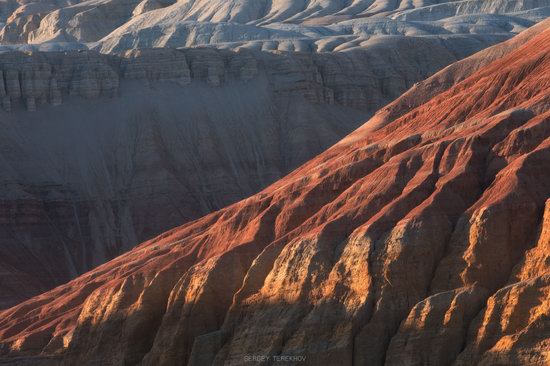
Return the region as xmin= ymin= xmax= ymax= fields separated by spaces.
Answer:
xmin=0 ymin=36 xmax=475 ymax=309
xmin=0 ymin=16 xmax=548 ymax=366
xmin=0 ymin=0 xmax=548 ymax=53
xmin=3 ymin=0 xmax=547 ymax=310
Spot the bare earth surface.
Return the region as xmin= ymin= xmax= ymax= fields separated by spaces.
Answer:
xmin=0 ymin=16 xmax=548 ymax=366
xmin=0 ymin=0 xmax=547 ymax=52
xmin=0 ymin=0 xmax=548 ymax=310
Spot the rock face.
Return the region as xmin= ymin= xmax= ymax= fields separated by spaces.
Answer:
xmin=0 ymin=17 xmax=548 ymax=366
xmin=0 ymin=40 xmax=470 ymax=309
xmin=0 ymin=0 xmax=547 ymax=53
xmin=0 ymin=41 xmax=467 ymax=112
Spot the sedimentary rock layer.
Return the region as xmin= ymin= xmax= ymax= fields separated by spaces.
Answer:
xmin=0 ymin=42 xmax=462 ymax=112
xmin=0 ymin=15 xmax=548 ymax=366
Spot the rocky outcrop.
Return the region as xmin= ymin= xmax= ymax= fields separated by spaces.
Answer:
xmin=0 ymin=41 xmax=464 ymax=113
xmin=0 ymin=16 xmax=548 ymax=366
xmin=0 ymin=52 xmax=118 ymax=112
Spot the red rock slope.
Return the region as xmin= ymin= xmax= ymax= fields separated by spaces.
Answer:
xmin=0 ymin=21 xmax=549 ymax=366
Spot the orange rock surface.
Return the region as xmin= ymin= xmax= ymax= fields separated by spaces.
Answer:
xmin=0 ymin=19 xmax=549 ymax=366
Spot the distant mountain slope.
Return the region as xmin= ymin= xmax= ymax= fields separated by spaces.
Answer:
xmin=0 ymin=0 xmax=547 ymax=52
xmin=0 ymin=16 xmax=548 ymax=366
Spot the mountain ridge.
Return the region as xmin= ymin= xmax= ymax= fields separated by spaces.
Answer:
xmin=0 ymin=0 xmax=547 ymax=53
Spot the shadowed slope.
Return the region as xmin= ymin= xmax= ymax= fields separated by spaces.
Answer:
xmin=0 ymin=18 xmax=549 ymax=366
xmin=0 ymin=42 xmax=466 ymax=309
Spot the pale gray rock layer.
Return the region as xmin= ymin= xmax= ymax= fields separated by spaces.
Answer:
xmin=0 ymin=0 xmax=547 ymax=53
